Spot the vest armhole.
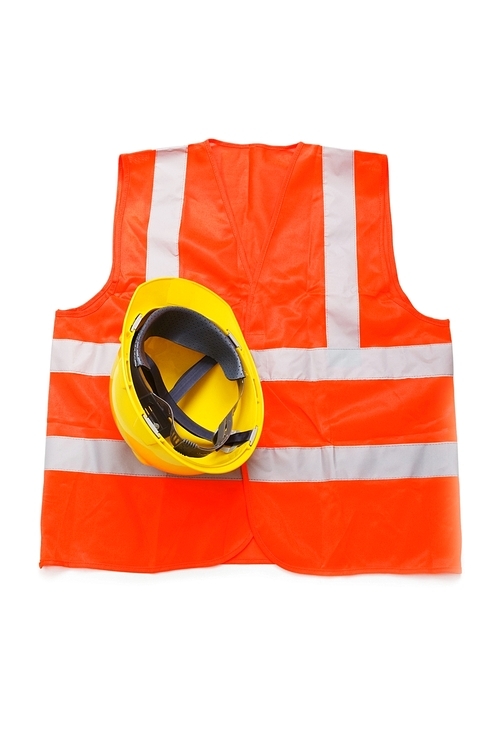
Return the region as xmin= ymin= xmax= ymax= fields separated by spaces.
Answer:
xmin=54 ymin=155 xmax=129 ymax=318
xmin=380 ymin=155 xmax=450 ymax=329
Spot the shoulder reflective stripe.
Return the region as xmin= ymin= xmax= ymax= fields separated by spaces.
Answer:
xmin=252 ymin=343 xmax=453 ymax=381
xmin=322 ymin=147 xmax=359 ymax=349
xmin=50 ymin=339 xmax=120 ymax=375
xmin=49 ymin=339 xmax=453 ymax=380
xmin=247 ymin=443 xmax=458 ymax=482
xmin=45 ymin=436 xmax=243 ymax=480
xmin=146 ymin=147 xmax=188 ymax=280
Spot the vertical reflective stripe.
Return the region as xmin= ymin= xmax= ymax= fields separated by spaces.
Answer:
xmin=322 ymin=147 xmax=360 ymax=349
xmin=146 ymin=147 xmax=188 ymax=280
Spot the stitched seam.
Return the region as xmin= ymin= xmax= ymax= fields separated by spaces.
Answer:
xmin=49 ymin=340 xmax=451 ymax=352
xmin=42 ymin=560 xmax=459 ymax=573
xmin=251 ymin=473 xmax=458 ymax=482
xmin=322 ymin=146 xmax=330 ymax=348
xmin=50 ymin=372 xmax=453 ymax=380
xmin=175 ymin=148 xmax=188 ymax=272
xmin=352 ymin=150 xmax=361 ymax=347
xmin=256 ymin=441 xmax=457 ymax=450
xmin=242 ymin=467 xmax=460 ymax=576
xmin=45 ymin=468 xmax=240 ymax=480
xmin=40 ymin=534 xmax=254 ymax=572
xmin=242 ymin=143 xmax=304 ymax=332
xmin=257 ymin=375 xmax=452 ymax=381
xmin=255 ymin=343 xmax=452 ymax=351
xmin=204 ymin=140 xmax=253 ymax=282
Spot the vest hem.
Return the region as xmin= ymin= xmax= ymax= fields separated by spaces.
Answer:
xmin=242 ymin=473 xmax=461 ymax=576
xmin=38 ymin=533 xmax=256 ymax=574
xmin=39 ymin=558 xmax=461 ymax=575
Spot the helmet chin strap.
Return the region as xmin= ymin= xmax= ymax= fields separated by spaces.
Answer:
xmin=130 ymin=307 xmax=255 ymax=458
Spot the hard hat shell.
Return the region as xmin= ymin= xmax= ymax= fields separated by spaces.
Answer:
xmin=110 ymin=278 xmax=264 ymax=476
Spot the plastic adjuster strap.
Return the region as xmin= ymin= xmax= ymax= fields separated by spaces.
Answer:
xmin=130 ymin=309 xmax=255 ymax=457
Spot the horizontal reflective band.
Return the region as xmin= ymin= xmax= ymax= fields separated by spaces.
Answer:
xmin=252 ymin=343 xmax=453 ymax=381
xmin=247 ymin=443 xmax=459 ymax=482
xmin=51 ymin=339 xmax=119 ymax=375
xmin=50 ymin=340 xmax=453 ymax=381
xmin=45 ymin=437 xmax=457 ymax=483
xmin=45 ymin=436 xmax=243 ymax=480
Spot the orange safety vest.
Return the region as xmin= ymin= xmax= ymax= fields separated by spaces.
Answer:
xmin=41 ymin=140 xmax=461 ymax=575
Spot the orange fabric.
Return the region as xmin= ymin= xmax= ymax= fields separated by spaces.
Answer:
xmin=180 ymin=142 xmax=327 ymax=349
xmin=245 ymin=472 xmax=461 ymax=575
xmin=47 ymin=374 xmax=122 ymax=440
xmin=43 ymin=147 xmax=257 ymax=572
xmin=260 ymin=378 xmax=457 ymax=447
xmin=41 ymin=472 xmax=252 ymax=572
xmin=113 ymin=150 xmax=156 ymax=288
xmin=40 ymin=140 xmax=461 ymax=575
xmin=226 ymin=537 xmax=272 ymax=564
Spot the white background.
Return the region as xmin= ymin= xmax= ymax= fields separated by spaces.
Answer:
xmin=1 ymin=2 xmax=498 ymax=751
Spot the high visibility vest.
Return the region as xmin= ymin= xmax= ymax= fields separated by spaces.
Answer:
xmin=41 ymin=140 xmax=461 ymax=575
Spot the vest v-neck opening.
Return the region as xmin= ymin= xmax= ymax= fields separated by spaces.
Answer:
xmin=204 ymin=139 xmax=303 ymax=285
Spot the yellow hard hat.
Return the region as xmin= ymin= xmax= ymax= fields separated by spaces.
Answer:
xmin=110 ymin=278 xmax=264 ymax=476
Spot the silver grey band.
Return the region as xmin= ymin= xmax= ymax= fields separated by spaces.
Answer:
xmin=146 ymin=147 xmax=188 ymax=281
xmin=145 ymin=144 xmax=360 ymax=345
xmin=45 ymin=436 xmax=458 ymax=482
xmin=246 ymin=443 xmax=458 ymax=482
xmin=50 ymin=339 xmax=453 ymax=381
xmin=322 ymin=147 xmax=359 ymax=348
xmin=45 ymin=436 xmax=243 ymax=480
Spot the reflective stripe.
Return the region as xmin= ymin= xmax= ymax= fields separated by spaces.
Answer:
xmin=252 ymin=343 xmax=453 ymax=381
xmin=45 ymin=436 xmax=457 ymax=482
xmin=146 ymin=147 xmax=188 ymax=280
xmin=50 ymin=339 xmax=119 ymax=375
xmin=322 ymin=147 xmax=359 ymax=349
xmin=50 ymin=339 xmax=453 ymax=381
xmin=45 ymin=436 xmax=243 ymax=480
xmin=247 ymin=443 xmax=459 ymax=482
